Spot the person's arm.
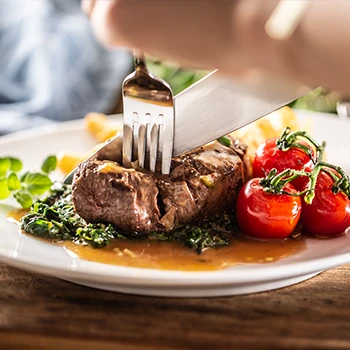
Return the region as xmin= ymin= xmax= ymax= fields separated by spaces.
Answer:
xmin=82 ymin=0 xmax=350 ymax=95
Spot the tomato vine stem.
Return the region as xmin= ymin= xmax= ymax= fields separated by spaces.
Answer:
xmin=304 ymin=161 xmax=350 ymax=203
xmin=260 ymin=163 xmax=350 ymax=204
xmin=260 ymin=127 xmax=350 ymax=205
xmin=259 ymin=168 xmax=309 ymax=196
xmin=276 ymin=127 xmax=325 ymax=163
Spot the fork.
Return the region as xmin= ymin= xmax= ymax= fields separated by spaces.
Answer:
xmin=122 ymin=51 xmax=174 ymax=174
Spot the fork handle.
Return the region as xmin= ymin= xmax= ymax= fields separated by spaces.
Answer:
xmin=133 ymin=50 xmax=148 ymax=72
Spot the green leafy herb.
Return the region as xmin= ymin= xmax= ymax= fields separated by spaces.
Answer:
xmin=150 ymin=226 xmax=229 ymax=254
xmin=76 ymin=224 xmax=116 ymax=248
xmin=217 ymin=136 xmax=231 ymax=147
xmin=21 ymin=186 xmax=130 ymax=247
xmin=9 ymin=158 xmax=23 ymax=172
xmin=7 ymin=173 xmax=21 ymax=191
xmin=21 ymin=185 xmax=234 ymax=253
xmin=22 ymin=172 xmax=52 ymax=195
xmin=150 ymin=214 xmax=234 ymax=253
xmin=180 ymin=227 xmax=228 ymax=253
xmin=0 ymin=156 xmax=56 ymax=208
xmin=0 ymin=178 xmax=11 ymax=200
xmin=0 ymin=158 xmax=11 ymax=176
xmin=41 ymin=155 xmax=57 ymax=174
xmin=14 ymin=191 xmax=33 ymax=209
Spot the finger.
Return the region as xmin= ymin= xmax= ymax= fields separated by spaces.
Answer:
xmin=89 ymin=0 xmax=127 ymax=47
xmin=87 ymin=0 xmax=244 ymax=72
xmin=82 ymin=0 xmax=97 ymax=18
xmin=88 ymin=0 xmax=284 ymax=78
xmin=99 ymin=0 xmax=238 ymax=69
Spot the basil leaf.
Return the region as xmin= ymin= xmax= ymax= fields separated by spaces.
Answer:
xmin=0 ymin=158 xmax=11 ymax=176
xmin=14 ymin=191 xmax=33 ymax=209
xmin=9 ymin=158 xmax=23 ymax=172
xmin=0 ymin=178 xmax=10 ymax=199
xmin=22 ymin=173 xmax=52 ymax=195
xmin=41 ymin=155 xmax=57 ymax=174
xmin=7 ymin=173 xmax=21 ymax=191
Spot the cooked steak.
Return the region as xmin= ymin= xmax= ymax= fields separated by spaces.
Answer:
xmin=72 ymin=162 xmax=162 ymax=232
xmin=72 ymin=136 xmax=249 ymax=233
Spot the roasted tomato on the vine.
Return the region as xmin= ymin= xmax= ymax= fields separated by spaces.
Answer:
xmin=301 ymin=171 xmax=350 ymax=237
xmin=236 ymin=178 xmax=302 ymax=239
xmin=253 ymin=138 xmax=314 ymax=190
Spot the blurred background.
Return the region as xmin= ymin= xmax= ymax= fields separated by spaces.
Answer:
xmin=147 ymin=59 xmax=342 ymax=114
xmin=0 ymin=0 xmax=344 ymax=137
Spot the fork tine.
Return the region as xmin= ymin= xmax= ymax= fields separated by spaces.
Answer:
xmin=122 ymin=51 xmax=174 ymax=174
xmin=149 ymin=120 xmax=158 ymax=172
xmin=122 ymin=111 xmax=135 ymax=167
xmin=137 ymin=114 xmax=147 ymax=168
xmin=132 ymin=115 xmax=139 ymax=161
xmin=161 ymin=112 xmax=174 ymax=175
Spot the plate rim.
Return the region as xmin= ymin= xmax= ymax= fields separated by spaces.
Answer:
xmin=1 ymin=110 xmax=350 ymax=289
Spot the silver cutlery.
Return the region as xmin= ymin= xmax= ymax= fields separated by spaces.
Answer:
xmin=64 ymin=70 xmax=307 ymax=184
xmin=122 ymin=51 xmax=174 ymax=174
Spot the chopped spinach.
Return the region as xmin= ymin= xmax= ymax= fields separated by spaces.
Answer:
xmin=150 ymin=227 xmax=229 ymax=254
xmin=21 ymin=185 xmax=234 ymax=253
xmin=21 ymin=184 xmax=116 ymax=247
xmin=149 ymin=215 xmax=235 ymax=253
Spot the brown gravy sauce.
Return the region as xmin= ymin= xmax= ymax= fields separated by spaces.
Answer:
xmin=7 ymin=209 xmax=306 ymax=272
xmin=7 ymin=209 xmax=29 ymax=223
xmin=61 ymin=234 xmax=306 ymax=271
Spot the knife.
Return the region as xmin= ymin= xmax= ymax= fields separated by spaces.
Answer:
xmin=174 ymin=69 xmax=307 ymax=155
xmin=64 ymin=70 xmax=306 ymax=184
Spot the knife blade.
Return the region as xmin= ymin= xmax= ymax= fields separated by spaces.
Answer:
xmin=64 ymin=70 xmax=307 ymax=184
xmin=173 ymin=69 xmax=307 ymax=155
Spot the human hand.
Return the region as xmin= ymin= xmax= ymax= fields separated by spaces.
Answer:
xmin=81 ymin=0 xmax=286 ymax=77
xmin=82 ymin=0 xmax=350 ymax=95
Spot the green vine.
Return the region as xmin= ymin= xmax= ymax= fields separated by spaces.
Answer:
xmin=259 ymin=128 xmax=350 ymax=205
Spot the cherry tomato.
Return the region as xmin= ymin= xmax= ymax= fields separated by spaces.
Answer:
xmin=236 ymin=178 xmax=302 ymax=239
xmin=253 ymin=138 xmax=314 ymax=190
xmin=301 ymin=171 xmax=350 ymax=237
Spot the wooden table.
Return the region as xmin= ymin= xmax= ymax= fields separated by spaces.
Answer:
xmin=1 ymin=263 xmax=350 ymax=350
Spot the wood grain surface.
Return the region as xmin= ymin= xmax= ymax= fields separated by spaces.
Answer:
xmin=1 ymin=263 xmax=350 ymax=350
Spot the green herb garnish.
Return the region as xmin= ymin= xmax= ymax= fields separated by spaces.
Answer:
xmin=150 ymin=225 xmax=229 ymax=254
xmin=14 ymin=191 xmax=33 ymax=209
xmin=9 ymin=158 xmax=23 ymax=172
xmin=41 ymin=155 xmax=57 ymax=174
xmin=7 ymin=173 xmax=21 ymax=191
xmin=0 ymin=178 xmax=11 ymax=199
xmin=217 ymin=136 xmax=231 ymax=147
xmin=0 ymin=155 xmax=57 ymax=208
xmin=21 ymin=186 xmax=233 ymax=253
xmin=0 ymin=158 xmax=11 ymax=176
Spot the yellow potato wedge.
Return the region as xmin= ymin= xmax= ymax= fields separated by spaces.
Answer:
xmin=57 ymin=151 xmax=85 ymax=175
xmin=232 ymin=106 xmax=301 ymax=160
xmin=96 ymin=127 xmax=121 ymax=143
xmin=85 ymin=112 xmax=109 ymax=136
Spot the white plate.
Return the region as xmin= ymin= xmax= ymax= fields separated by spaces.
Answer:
xmin=1 ymin=110 xmax=350 ymax=297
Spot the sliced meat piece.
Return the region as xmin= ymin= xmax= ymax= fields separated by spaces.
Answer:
xmin=158 ymin=138 xmax=245 ymax=228
xmin=158 ymin=180 xmax=197 ymax=227
xmin=72 ymin=161 xmax=161 ymax=232
xmin=72 ymin=137 xmax=248 ymax=233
